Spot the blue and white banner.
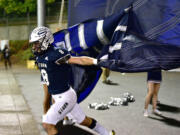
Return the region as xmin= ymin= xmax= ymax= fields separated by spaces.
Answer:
xmin=53 ymin=9 xmax=126 ymax=53
xmin=52 ymin=0 xmax=180 ymax=102
xmin=53 ymin=2 xmax=180 ymax=72
xmin=53 ymin=6 xmax=127 ymax=103
xmin=68 ymin=0 xmax=134 ymax=26
xmin=97 ymin=0 xmax=180 ymax=72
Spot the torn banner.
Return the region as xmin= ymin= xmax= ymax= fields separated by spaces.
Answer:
xmin=98 ymin=9 xmax=180 ymax=72
xmin=52 ymin=9 xmax=127 ymax=103
xmin=52 ymin=0 xmax=180 ymax=102
xmin=98 ymin=0 xmax=180 ymax=72
xmin=53 ymin=7 xmax=180 ymax=72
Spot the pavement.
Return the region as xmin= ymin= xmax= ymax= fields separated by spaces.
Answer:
xmin=0 ymin=65 xmax=40 ymax=135
xmin=0 ymin=64 xmax=180 ymax=135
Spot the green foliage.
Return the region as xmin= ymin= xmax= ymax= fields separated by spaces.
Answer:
xmin=17 ymin=48 xmax=34 ymax=61
xmin=9 ymin=40 xmax=34 ymax=64
xmin=0 ymin=0 xmax=56 ymax=15
xmin=10 ymin=40 xmax=27 ymax=54
xmin=47 ymin=0 xmax=56 ymax=3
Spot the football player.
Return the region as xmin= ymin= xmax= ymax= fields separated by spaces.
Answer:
xmin=29 ymin=26 xmax=114 ymax=135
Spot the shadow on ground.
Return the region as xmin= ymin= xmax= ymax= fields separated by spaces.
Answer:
xmin=157 ymin=103 xmax=180 ymax=114
xmin=56 ymin=121 xmax=93 ymax=135
xmin=149 ymin=114 xmax=180 ymax=128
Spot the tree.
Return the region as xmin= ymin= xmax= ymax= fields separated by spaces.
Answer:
xmin=0 ymin=0 xmax=55 ymax=15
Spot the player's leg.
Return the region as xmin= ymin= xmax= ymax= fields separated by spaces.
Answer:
xmin=81 ymin=116 xmax=113 ymax=135
xmin=144 ymin=81 xmax=154 ymax=116
xmin=8 ymin=57 xmax=12 ymax=68
xmin=152 ymin=83 xmax=162 ymax=115
xmin=102 ymin=68 xmax=108 ymax=82
xmin=43 ymin=88 xmax=77 ymax=135
xmin=4 ymin=59 xmax=8 ymax=70
xmin=69 ymin=103 xmax=113 ymax=135
xmin=42 ymin=123 xmax=57 ymax=135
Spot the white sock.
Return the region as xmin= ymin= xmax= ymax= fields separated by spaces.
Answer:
xmin=93 ymin=122 xmax=109 ymax=135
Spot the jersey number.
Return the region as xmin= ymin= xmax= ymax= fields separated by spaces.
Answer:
xmin=41 ymin=69 xmax=49 ymax=86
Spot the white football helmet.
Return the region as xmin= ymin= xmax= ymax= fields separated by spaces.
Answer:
xmin=29 ymin=26 xmax=54 ymax=54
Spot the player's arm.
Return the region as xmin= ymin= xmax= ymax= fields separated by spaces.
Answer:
xmin=54 ymin=49 xmax=98 ymax=66
xmin=42 ymin=84 xmax=51 ymax=114
xmin=68 ymin=56 xmax=98 ymax=66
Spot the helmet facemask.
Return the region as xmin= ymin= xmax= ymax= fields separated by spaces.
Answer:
xmin=31 ymin=36 xmax=48 ymax=55
xmin=31 ymin=41 xmax=43 ymax=55
xmin=29 ymin=26 xmax=54 ymax=55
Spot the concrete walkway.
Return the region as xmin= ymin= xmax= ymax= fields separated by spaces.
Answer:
xmin=1 ymin=64 xmax=180 ymax=135
xmin=13 ymin=65 xmax=180 ymax=135
xmin=0 ymin=67 xmax=40 ymax=135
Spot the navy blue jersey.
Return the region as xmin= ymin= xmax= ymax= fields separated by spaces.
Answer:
xmin=37 ymin=46 xmax=71 ymax=94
